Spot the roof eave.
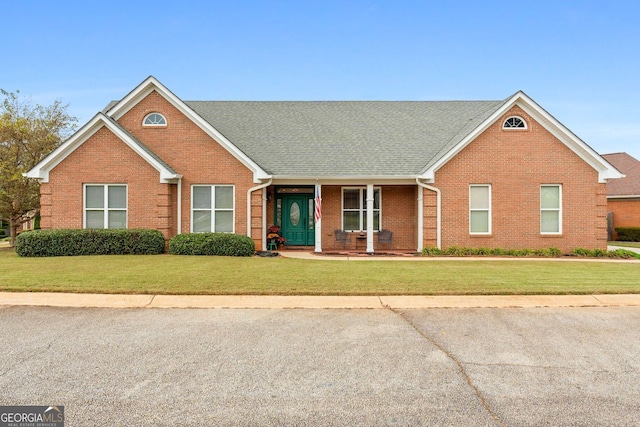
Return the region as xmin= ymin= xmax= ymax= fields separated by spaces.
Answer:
xmin=272 ymin=174 xmax=420 ymax=185
xmin=607 ymin=194 xmax=640 ymax=199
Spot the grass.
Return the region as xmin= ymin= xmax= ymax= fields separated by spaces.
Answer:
xmin=1 ymin=248 xmax=640 ymax=295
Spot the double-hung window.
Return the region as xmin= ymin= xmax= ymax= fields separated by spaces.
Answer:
xmin=469 ymin=185 xmax=491 ymax=234
xmin=540 ymin=185 xmax=562 ymax=234
xmin=342 ymin=187 xmax=381 ymax=231
xmin=84 ymin=184 xmax=127 ymax=229
xmin=192 ymin=185 xmax=234 ymax=233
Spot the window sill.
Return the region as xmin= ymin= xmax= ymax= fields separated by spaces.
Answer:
xmin=470 ymin=234 xmax=492 ymax=237
xmin=541 ymin=234 xmax=563 ymax=237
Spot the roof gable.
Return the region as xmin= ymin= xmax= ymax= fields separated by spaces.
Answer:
xmin=25 ymin=113 xmax=181 ymax=183
xmin=106 ymin=76 xmax=269 ymax=182
xmin=420 ymin=91 xmax=623 ymax=184
xmin=27 ymin=78 xmax=623 ymax=184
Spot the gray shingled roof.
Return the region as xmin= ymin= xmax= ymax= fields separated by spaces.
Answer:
xmin=185 ymin=100 xmax=507 ymax=177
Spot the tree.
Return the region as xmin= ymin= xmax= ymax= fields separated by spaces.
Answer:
xmin=0 ymin=89 xmax=77 ymax=246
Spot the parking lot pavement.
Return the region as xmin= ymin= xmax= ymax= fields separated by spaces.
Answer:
xmin=1 ymin=306 xmax=639 ymax=426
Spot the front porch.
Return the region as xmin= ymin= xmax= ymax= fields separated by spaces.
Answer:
xmin=258 ymin=183 xmax=438 ymax=253
xmin=268 ymin=248 xmax=421 ymax=258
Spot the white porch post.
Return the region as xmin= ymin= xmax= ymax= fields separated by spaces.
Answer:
xmin=314 ymin=184 xmax=322 ymax=253
xmin=417 ymin=185 xmax=423 ymax=251
xmin=366 ymin=184 xmax=374 ymax=253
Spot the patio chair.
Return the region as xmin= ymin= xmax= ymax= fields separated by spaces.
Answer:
xmin=334 ymin=230 xmax=351 ymax=249
xmin=377 ymin=229 xmax=393 ymax=250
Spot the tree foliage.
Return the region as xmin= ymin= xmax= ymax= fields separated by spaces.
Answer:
xmin=0 ymin=89 xmax=77 ymax=245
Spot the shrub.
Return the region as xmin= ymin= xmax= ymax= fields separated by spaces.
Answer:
xmin=571 ymin=248 xmax=592 ymax=257
xmin=531 ymin=247 xmax=563 ymax=257
xmin=445 ymin=246 xmax=468 ymax=256
xmin=15 ymin=229 xmax=166 ymax=257
xmin=615 ymin=227 xmax=640 ymax=242
xmin=421 ymin=247 xmax=443 ymax=256
xmin=421 ymin=246 xmax=637 ymax=259
xmin=607 ymin=249 xmax=640 ymax=259
xmin=169 ymin=233 xmax=255 ymax=256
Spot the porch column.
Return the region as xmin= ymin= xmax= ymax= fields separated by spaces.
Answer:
xmin=366 ymin=184 xmax=374 ymax=253
xmin=417 ymin=185 xmax=423 ymax=251
xmin=314 ymin=184 xmax=322 ymax=253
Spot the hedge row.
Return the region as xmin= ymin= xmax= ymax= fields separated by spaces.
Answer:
xmin=422 ymin=246 xmax=564 ymax=257
xmin=422 ymin=246 xmax=640 ymax=259
xmin=615 ymin=227 xmax=640 ymax=242
xmin=15 ymin=229 xmax=258 ymax=257
xmin=15 ymin=229 xmax=166 ymax=257
xmin=168 ymin=233 xmax=255 ymax=256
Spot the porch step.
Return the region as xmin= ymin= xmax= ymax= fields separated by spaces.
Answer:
xmin=282 ymin=246 xmax=313 ymax=251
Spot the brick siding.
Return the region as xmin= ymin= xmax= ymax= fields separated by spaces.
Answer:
xmin=434 ymin=106 xmax=607 ymax=251
xmin=43 ymin=127 xmax=173 ymax=236
xmin=41 ymin=98 xmax=608 ymax=252
xmin=43 ymin=91 xmax=263 ymax=248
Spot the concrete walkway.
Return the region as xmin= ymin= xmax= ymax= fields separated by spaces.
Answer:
xmin=608 ymin=245 xmax=640 ymax=254
xmin=1 ymin=292 xmax=640 ymax=309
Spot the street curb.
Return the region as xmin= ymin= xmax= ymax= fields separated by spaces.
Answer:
xmin=1 ymin=292 xmax=640 ymax=309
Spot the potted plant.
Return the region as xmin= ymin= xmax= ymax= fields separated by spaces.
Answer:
xmin=267 ymin=225 xmax=287 ymax=249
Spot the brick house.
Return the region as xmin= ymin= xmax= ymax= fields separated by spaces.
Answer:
xmin=602 ymin=152 xmax=640 ymax=239
xmin=26 ymin=76 xmax=622 ymax=252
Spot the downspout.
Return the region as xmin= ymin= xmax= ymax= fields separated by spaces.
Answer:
xmin=416 ymin=178 xmax=441 ymax=250
xmin=177 ymin=177 xmax=182 ymax=234
xmin=247 ymin=179 xmax=273 ymax=249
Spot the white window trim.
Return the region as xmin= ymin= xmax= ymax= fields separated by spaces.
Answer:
xmin=540 ymin=184 xmax=562 ymax=235
xmin=341 ymin=187 xmax=381 ymax=232
xmin=142 ymin=112 xmax=167 ymax=127
xmin=469 ymin=184 xmax=491 ymax=235
xmin=191 ymin=185 xmax=235 ymax=233
xmin=502 ymin=116 xmax=527 ymax=129
xmin=83 ymin=184 xmax=128 ymax=229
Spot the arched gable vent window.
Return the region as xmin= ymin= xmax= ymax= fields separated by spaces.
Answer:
xmin=143 ymin=112 xmax=167 ymax=126
xmin=502 ymin=116 xmax=527 ymax=129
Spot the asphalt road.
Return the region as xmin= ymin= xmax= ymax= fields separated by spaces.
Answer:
xmin=0 ymin=306 xmax=638 ymax=426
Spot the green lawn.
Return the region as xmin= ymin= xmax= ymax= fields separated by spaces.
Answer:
xmin=1 ymin=249 xmax=639 ymax=295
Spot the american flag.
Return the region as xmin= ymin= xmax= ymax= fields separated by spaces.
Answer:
xmin=314 ymin=185 xmax=322 ymax=223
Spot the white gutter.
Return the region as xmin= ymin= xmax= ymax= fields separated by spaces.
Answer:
xmin=416 ymin=178 xmax=441 ymax=250
xmin=247 ymin=179 xmax=273 ymax=249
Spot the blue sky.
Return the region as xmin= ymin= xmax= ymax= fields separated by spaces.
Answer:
xmin=3 ymin=0 xmax=640 ymax=159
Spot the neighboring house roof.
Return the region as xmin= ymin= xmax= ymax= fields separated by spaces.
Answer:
xmin=602 ymin=153 xmax=640 ymax=197
xmin=26 ymin=76 xmax=623 ymax=184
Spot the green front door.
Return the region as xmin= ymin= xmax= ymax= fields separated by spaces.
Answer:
xmin=282 ymin=195 xmax=315 ymax=246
